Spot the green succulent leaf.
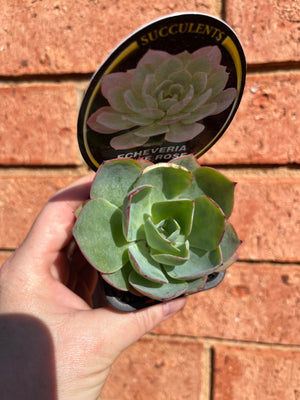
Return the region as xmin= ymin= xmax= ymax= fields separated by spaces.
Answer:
xmin=193 ymin=167 xmax=235 ymax=218
xmin=172 ymin=155 xmax=207 ymax=199
xmin=220 ymin=222 xmax=241 ymax=261
xmin=151 ymin=199 xmax=194 ymax=236
xmin=123 ymin=185 xmax=152 ymax=241
xmin=135 ymin=163 xmax=193 ymax=202
xmin=171 ymin=154 xmax=200 ymax=172
xmin=144 ymin=216 xmax=181 ymax=255
xmin=73 ymin=198 xmax=129 ymax=273
xmin=215 ymin=252 xmax=238 ymax=272
xmin=74 ymin=201 xmax=88 ymax=218
xmin=151 ymin=241 xmax=189 ymax=266
xmin=164 ymin=247 xmax=222 ymax=279
xmin=185 ymin=276 xmax=207 ymax=294
xmin=129 ymin=269 xmax=188 ymax=300
xmin=188 ymin=196 xmax=226 ymax=251
xmin=73 ymin=156 xmax=240 ymax=303
xmin=157 ymin=218 xmax=181 ymax=242
xmin=178 ymin=179 xmax=205 ymax=200
xmin=137 ymin=158 xmax=153 ymax=169
xmin=128 ymin=241 xmax=168 ymax=283
xmin=91 ymin=158 xmax=143 ymax=207
xmin=102 ymin=262 xmax=133 ymax=291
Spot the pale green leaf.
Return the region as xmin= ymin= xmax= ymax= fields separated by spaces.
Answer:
xmin=128 ymin=241 xmax=168 ymax=283
xmin=91 ymin=159 xmax=143 ymax=206
xmin=73 ymin=198 xmax=129 ymax=273
xmin=135 ymin=163 xmax=193 ymax=202
xmin=151 ymin=241 xmax=189 ymax=266
xmin=123 ymin=185 xmax=152 ymax=241
xmin=185 ymin=276 xmax=207 ymax=294
xmin=151 ymin=199 xmax=194 ymax=236
xmin=193 ymin=167 xmax=235 ymax=217
xmin=144 ymin=217 xmax=180 ymax=255
xmin=188 ymin=196 xmax=225 ymax=251
xmin=102 ymin=262 xmax=133 ymax=291
xmin=164 ymin=247 xmax=222 ymax=279
xmin=220 ymin=222 xmax=241 ymax=261
xmin=129 ymin=270 xmax=187 ymax=301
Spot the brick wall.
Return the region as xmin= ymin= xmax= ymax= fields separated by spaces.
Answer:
xmin=0 ymin=1 xmax=299 ymax=399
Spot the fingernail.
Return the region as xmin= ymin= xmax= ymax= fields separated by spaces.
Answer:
xmin=163 ymin=297 xmax=186 ymax=319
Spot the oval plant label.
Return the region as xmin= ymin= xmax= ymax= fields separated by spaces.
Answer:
xmin=78 ymin=12 xmax=246 ymax=170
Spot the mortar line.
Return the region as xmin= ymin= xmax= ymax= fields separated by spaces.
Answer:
xmin=0 ymin=63 xmax=299 ymax=83
xmin=0 ymin=249 xmax=15 ymax=254
xmin=236 ymin=259 xmax=300 ymax=267
xmin=0 ymin=65 xmax=299 ymax=87
xmin=246 ymin=61 xmax=300 ymax=73
xmin=146 ymin=332 xmax=300 ymax=351
xmin=0 ymin=165 xmax=90 ymax=176
xmin=220 ymin=0 xmax=226 ymax=21
xmin=0 ymin=73 xmax=93 ymax=84
xmin=209 ymin=346 xmax=215 ymax=400
xmin=199 ymin=342 xmax=213 ymax=400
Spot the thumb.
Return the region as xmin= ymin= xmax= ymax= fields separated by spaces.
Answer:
xmin=88 ymin=297 xmax=186 ymax=358
xmin=10 ymin=175 xmax=93 ymax=273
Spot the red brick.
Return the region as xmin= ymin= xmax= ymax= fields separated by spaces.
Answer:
xmin=0 ymin=1 xmax=218 ymax=76
xmin=0 ymin=85 xmax=79 ymax=166
xmin=231 ymin=176 xmax=300 ymax=262
xmin=226 ymin=0 xmax=299 ymax=64
xmin=101 ymin=337 xmax=203 ymax=400
xmin=0 ymin=174 xmax=82 ymax=248
xmin=154 ymin=263 xmax=300 ymax=345
xmin=201 ymin=73 xmax=300 ymax=165
xmin=212 ymin=345 xmax=300 ymax=400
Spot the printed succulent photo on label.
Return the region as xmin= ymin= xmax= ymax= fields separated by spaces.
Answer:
xmin=78 ymin=13 xmax=246 ymax=170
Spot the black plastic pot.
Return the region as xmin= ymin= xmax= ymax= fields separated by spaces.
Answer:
xmin=93 ymin=271 xmax=225 ymax=312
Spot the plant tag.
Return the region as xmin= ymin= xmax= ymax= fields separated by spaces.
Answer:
xmin=78 ymin=12 xmax=246 ymax=171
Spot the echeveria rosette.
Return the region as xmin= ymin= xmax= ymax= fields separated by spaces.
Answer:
xmin=73 ymin=155 xmax=241 ymax=301
xmin=87 ymin=47 xmax=237 ymax=149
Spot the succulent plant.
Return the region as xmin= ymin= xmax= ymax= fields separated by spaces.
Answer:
xmin=73 ymin=155 xmax=241 ymax=301
xmin=87 ymin=47 xmax=237 ymax=150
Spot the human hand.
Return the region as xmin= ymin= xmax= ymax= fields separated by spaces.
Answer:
xmin=0 ymin=175 xmax=186 ymax=400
